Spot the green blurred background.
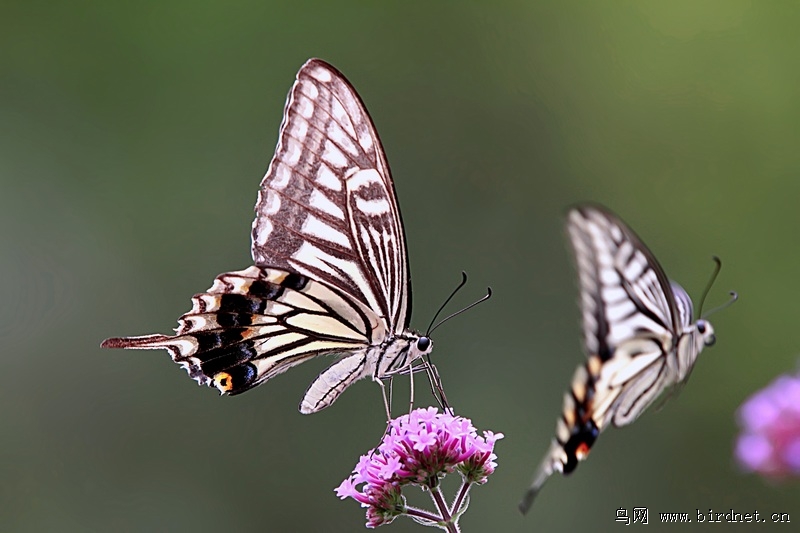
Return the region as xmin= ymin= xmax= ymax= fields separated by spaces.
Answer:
xmin=2 ymin=1 xmax=799 ymax=531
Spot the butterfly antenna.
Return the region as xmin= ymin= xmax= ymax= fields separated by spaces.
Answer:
xmin=701 ymin=291 xmax=739 ymax=319
xmin=697 ymin=256 xmax=722 ymax=317
xmin=425 ymin=272 xmax=468 ymax=336
xmin=421 ymin=272 xmax=490 ymax=411
xmin=428 ymin=287 xmax=492 ymax=336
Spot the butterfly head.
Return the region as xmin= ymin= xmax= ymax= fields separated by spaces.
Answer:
xmin=696 ymin=319 xmax=716 ymax=347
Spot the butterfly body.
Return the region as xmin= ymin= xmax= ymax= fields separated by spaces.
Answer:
xmin=520 ymin=204 xmax=717 ymax=513
xmin=102 ymin=59 xmax=433 ymax=414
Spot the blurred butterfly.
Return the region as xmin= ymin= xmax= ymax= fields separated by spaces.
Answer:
xmin=520 ymin=204 xmax=731 ymax=513
xmin=103 ymin=59 xmax=443 ymax=415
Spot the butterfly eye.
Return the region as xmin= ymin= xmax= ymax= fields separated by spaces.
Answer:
xmin=417 ymin=337 xmax=431 ymax=352
xmin=697 ymin=322 xmax=706 ymax=334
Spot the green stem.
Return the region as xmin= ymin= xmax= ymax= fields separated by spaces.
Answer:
xmin=428 ymin=477 xmax=460 ymax=533
xmin=451 ymin=480 xmax=472 ymax=516
xmin=404 ymin=506 xmax=445 ymax=525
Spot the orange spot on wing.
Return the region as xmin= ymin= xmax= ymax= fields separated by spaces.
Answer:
xmin=576 ymin=442 xmax=591 ymax=460
xmin=214 ymin=372 xmax=234 ymax=392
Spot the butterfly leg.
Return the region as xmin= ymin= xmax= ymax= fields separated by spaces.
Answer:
xmin=407 ymin=361 xmax=416 ymax=414
xmin=368 ymin=378 xmax=396 ymax=460
xmin=425 ymin=359 xmax=451 ymax=413
xmin=387 ymin=359 xmax=451 ymax=413
xmin=377 ymin=376 xmax=393 ymax=422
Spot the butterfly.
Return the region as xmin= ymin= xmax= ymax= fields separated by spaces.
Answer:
xmin=520 ymin=203 xmax=721 ymax=513
xmin=102 ymin=58 xmax=439 ymax=415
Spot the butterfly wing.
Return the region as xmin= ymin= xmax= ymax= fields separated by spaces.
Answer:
xmin=251 ymin=59 xmax=410 ymax=334
xmin=101 ymin=266 xmax=383 ymax=396
xmin=520 ymin=204 xmax=686 ymax=513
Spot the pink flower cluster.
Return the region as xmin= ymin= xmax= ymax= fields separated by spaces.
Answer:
xmin=735 ymin=371 xmax=800 ymax=478
xmin=335 ymin=407 xmax=503 ymax=528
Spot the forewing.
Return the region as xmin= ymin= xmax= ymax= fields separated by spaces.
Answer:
xmin=670 ymin=281 xmax=695 ymax=329
xmin=101 ymin=267 xmax=382 ymax=395
xmin=567 ymin=205 xmax=681 ymax=360
xmin=251 ymin=59 xmax=410 ymax=333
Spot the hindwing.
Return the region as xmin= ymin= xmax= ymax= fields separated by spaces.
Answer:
xmin=102 ymin=267 xmax=383 ymax=395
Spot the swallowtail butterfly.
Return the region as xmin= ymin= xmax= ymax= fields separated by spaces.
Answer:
xmin=102 ymin=59 xmax=437 ymax=415
xmin=520 ymin=204 xmax=719 ymax=513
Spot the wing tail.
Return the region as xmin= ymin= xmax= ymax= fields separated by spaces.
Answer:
xmin=519 ymin=442 xmax=560 ymax=514
xmin=100 ymin=334 xmax=172 ymax=349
